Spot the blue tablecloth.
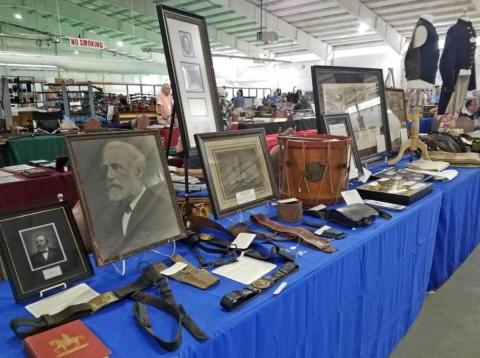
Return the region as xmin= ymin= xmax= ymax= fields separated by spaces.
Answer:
xmin=428 ymin=166 xmax=480 ymax=289
xmin=365 ymin=157 xmax=480 ymax=290
xmin=406 ymin=117 xmax=434 ymax=134
xmin=0 ymin=190 xmax=442 ymax=357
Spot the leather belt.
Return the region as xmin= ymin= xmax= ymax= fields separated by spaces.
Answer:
xmin=220 ymin=262 xmax=298 ymax=311
xmin=185 ymin=216 xmax=295 ymax=266
xmin=132 ymin=276 xmax=208 ymax=352
xmin=11 ymin=262 xmax=166 ymax=338
xmin=250 ymin=214 xmax=337 ymax=253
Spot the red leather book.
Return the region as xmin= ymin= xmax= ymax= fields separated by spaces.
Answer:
xmin=24 ymin=320 xmax=111 ymax=358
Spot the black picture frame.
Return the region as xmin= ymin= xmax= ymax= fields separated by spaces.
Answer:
xmin=65 ymin=130 xmax=186 ymax=266
xmin=318 ymin=113 xmax=363 ymax=179
xmin=311 ymin=65 xmax=391 ymax=163
xmin=195 ymin=129 xmax=278 ymax=218
xmin=385 ymin=88 xmax=408 ymax=152
xmin=0 ymin=201 xmax=93 ymax=302
xmin=157 ymin=5 xmax=223 ymax=154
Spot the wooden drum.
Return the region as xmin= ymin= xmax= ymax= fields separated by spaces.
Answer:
xmin=278 ymin=133 xmax=351 ymax=206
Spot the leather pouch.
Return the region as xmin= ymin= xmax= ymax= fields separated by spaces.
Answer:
xmin=327 ymin=203 xmax=379 ymax=228
xmin=170 ymin=255 xmax=219 ymax=290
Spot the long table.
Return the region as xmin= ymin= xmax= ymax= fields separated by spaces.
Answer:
xmin=0 ymin=190 xmax=442 ymax=357
xmin=428 ymin=165 xmax=480 ymax=289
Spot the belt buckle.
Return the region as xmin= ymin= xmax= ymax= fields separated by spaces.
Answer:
xmin=88 ymin=292 xmax=118 ymax=312
xmin=251 ymin=278 xmax=271 ymax=290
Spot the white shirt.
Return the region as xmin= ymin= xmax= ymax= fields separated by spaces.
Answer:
xmin=42 ymin=249 xmax=49 ymax=261
xmin=122 ymin=186 xmax=146 ymax=236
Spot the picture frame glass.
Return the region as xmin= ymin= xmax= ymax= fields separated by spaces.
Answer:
xmin=312 ymin=66 xmax=391 ymax=161
xmin=322 ymin=114 xmax=363 ymax=179
xmin=0 ymin=203 xmax=92 ymax=301
xmin=159 ymin=7 xmax=221 ymax=152
xmin=66 ymin=132 xmax=185 ymax=265
xmin=196 ymin=130 xmax=277 ymax=218
xmin=385 ymin=88 xmax=408 ymax=152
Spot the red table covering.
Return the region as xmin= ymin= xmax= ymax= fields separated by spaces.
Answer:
xmin=0 ymin=170 xmax=78 ymax=214
xmin=266 ymin=129 xmax=318 ymax=151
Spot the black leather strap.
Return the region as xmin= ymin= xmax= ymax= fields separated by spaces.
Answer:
xmin=10 ymin=262 xmax=165 ymax=338
xmin=132 ymin=277 xmax=208 ymax=351
xmin=220 ymin=262 xmax=299 ymax=311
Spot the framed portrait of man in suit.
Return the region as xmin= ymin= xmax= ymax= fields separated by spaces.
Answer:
xmin=0 ymin=202 xmax=93 ymax=302
xmin=65 ymin=131 xmax=186 ymax=265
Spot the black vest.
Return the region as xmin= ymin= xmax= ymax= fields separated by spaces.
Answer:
xmin=405 ymin=17 xmax=439 ymax=84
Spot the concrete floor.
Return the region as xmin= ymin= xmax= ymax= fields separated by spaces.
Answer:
xmin=391 ymin=245 xmax=480 ymax=358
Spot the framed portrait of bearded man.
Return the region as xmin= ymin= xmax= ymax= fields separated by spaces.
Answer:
xmin=65 ymin=131 xmax=185 ymax=265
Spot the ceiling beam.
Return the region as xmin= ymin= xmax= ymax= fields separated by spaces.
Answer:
xmin=207 ymin=0 xmax=331 ymax=59
xmin=99 ymin=0 xmax=270 ymax=58
xmin=334 ymin=0 xmax=405 ymax=53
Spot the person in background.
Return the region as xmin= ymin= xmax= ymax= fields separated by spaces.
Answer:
xmin=254 ymin=97 xmax=264 ymax=111
xmin=459 ymin=98 xmax=479 ymax=120
xmin=233 ymin=90 xmax=244 ymax=109
xmin=218 ymin=86 xmax=233 ymax=129
xmin=431 ymin=86 xmax=441 ymax=105
xmin=156 ymin=83 xmax=174 ymax=126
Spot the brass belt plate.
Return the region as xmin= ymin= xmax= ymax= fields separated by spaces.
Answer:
xmin=88 ymin=292 xmax=119 ymax=312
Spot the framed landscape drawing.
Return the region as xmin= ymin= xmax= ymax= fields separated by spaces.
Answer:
xmin=311 ymin=65 xmax=391 ymax=162
xmin=157 ymin=5 xmax=222 ymax=153
xmin=385 ymin=88 xmax=408 ymax=152
xmin=65 ymin=131 xmax=186 ymax=265
xmin=195 ymin=129 xmax=277 ymax=218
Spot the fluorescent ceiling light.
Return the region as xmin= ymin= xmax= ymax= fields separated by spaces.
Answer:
xmin=117 ymin=40 xmax=124 ymax=47
xmin=0 ymin=63 xmax=58 ymax=69
xmin=358 ymin=22 xmax=368 ymax=35
xmin=14 ymin=13 xmax=22 ymax=20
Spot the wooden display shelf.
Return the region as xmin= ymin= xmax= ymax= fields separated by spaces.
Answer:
xmin=118 ymin=111 xmax=157 ymax=121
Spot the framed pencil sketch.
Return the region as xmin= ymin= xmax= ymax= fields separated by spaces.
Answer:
xmin=195 ymin=129 xmax=277 ymax=218
xmin=385 ymin=88 xmax=408 ymax=152
xmin=0 ymin=202 xmax=93 ymax=302
xmin=318 ymin=113 xmax=363 ymax=179
xmin=65 ymin=131 xmax=186 ymax=265
xmin=157 ymin=5 xmax=222 ymax=153
xmin=311 ymin=65 xmax=391 ymax=162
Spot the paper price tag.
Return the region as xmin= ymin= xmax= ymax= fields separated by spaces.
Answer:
xmin=236 ymin=188 xmax=256 ymax=205
xmin=315 ymin=225 xmax=331 ymax=236
xmin=278 ymin=198 xmax=298 ymax=204
xmin=376 ymin=135 xmax=386 ymax=152
xmin=341 ymin=189 xmax=364 ymax=206
xmin=309 ymin=204 xmax=326 ymax=211
xmin=161 ymin=262 xmax=188 ymax=276
xmin=230 ymin=233 xmax=256 ymax=250
xmin=358 ymin=167 xmax=372 ymax=183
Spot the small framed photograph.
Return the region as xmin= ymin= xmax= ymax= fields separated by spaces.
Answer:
xmin=311 ymin=65 xmax=391 ymax=162
xmin=195 ymin=129 xmax=277 ymax=218
xmin=65 ymin=131 xmax=186 ymax=265
xmin=318 ymin=113 xmax=363 ymax=179
xmin=179 ymin=31 xmax=194 ymax=57
xmin=0 ymin=202 xmax=93 ymax=302
xmin=157 ymin=5 xmax=223 ymax=153
xmin=385 ymin=88 xmax=408 ymax=152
